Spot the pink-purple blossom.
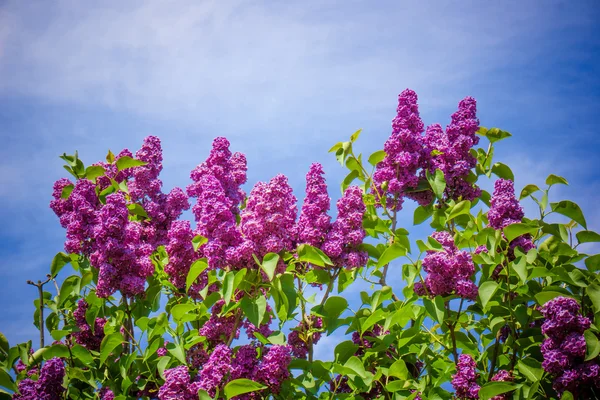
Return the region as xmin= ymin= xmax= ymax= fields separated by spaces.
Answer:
xmin=451 ymin=354 xmax=480 ymax=400
xmin=296 ymin=163 xmax=331 ymax=248
xmin=72 ymin=299 xmax=106 ymax=351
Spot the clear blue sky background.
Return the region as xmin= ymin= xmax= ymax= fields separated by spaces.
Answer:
xmin=0 ymin=0 xmax=599 ymax=359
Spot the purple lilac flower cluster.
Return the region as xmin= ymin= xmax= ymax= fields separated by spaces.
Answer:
xmin=488 ymin=178 xmax=535 ymax=260
xmin=322 ymin=186 xmax=368 ymax=269
xmin=490 ymin=370 xmax=514 ymax=400
xmin=540 ymin=297 xmax=599 ymax=397
xmin=72 ymin=299 xmax=106 ymax=351
xmin=158 ymin=344 xmax=291 ymax=399
xmin=373 ymin=89 xmax=427 ymax=211
xmin=14 ymin=358 xmax=65 ymax=400
xmin=50 ymin=137 xmax=188 ymax=298
xmin=424 ymin=97 xmax=481 ymax=201
xmin=98 ymin=387 xmax=115 ymax=400
xmin=288 ymin=316 xmax=323 ymax=359
xmin=414 ymin=231 xmax=478 ymax=300
xmin=296 ymin=163 xmax=331 ymax=248
xmin=199 ymin=300 xmax=240 ymax=346
xmin=451 ymin=354 xmax=480 ymax=400
xmin=164 ymin=220 xmax=206 ymax=298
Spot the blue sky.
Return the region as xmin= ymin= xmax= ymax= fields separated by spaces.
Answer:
xmin=0 ymin=0 xmax=599 ymax=360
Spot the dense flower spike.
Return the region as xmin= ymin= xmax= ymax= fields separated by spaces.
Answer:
xmin=199 ymin=300 xmax=240 ymax=345
xmin=98 ymin=387 xmax=115 ymax=400
xmin=191 ymin=174 xmax=252 ymax=270
xmin=373 ymin=89 xmax=427 ymax=211
xmin=451 ymin=354 xmax=480 ymax=400
xmin=322 ymin=186 xmax=368 ymax=269
xmin=414 ymin=231 xmax=478 ymax=300
xmin=424 ymin=97 xmax=481 ymax=201
xmin=540 ymin=297 xmax=598 ymax=397
xmin=20 ymin=358 xmax=65 ymax=400
xmin=91 ymin=192 xmax=154 ymax=297
xmin=188 ymin=137 xmax=247 ymax=213
xmin=72 ymin=299 xmax=106 ymax=351
xmin=255 ymin=345 xmax=292 ymax=394
xmin=488 ymin=179 xmax=524 ymax=230
xmin=231 ymin=344 xmax=259 ymax=381
xmin=158 ymin=366 xmax=197 ymax=400
xmin=241 ymin=174 xmax=298 ymax=258
xmin=195 ymin=344 xmax=232 ymax=396
xmin=164 ymin=220 xmax=206 ymax=297
xmin=296 ymin=163 xmax=331 ymax=248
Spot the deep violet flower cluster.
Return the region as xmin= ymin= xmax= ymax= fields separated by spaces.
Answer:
xmin=164 ymin=220 xmax=206 ymax=298
xmin=373 ymin=89 xmax=427 ymax=211
xmin=72 ymin=299 xmax=106 ymax=351
xmin=487 ymin=179 xmax=535 ymax=272
xmin=288 ymin=316 xmax=323 ymax=359
xmin=424 ymin=97 xmax=481 ymax=201
xmin=241 ymin=174 xmax=298 ymax=260
xmin=296 ymin=163 xmax=331 ymax=248
xmin=14 ymin=358 xmax=65 ymax=400
xmin=199 ymin=300 xmax=240 ymax=346
xmin=414 ymin=231 xmax=478 ymax=300
xmin=322 ymin=186 xmax=368 ymax=269
xmin=540 ymin=297 xmax=599 ymax=397
xmin=98 ymin=387 xmax=115 ymax=400
xmin=490 ymin=370 xmax=514 ymax=400
xmin=451 ymin=354 xmax=480 ymax=400
xmin=158 ymin=344 xmax=291 ymax=399
xmin=50 ymin=137 xmax=189 ymax=298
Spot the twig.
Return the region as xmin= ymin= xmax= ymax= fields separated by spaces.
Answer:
xmin=27 ymin=276 xmax=52 ymax=348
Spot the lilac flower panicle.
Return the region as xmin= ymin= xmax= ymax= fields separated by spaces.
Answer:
xmin=231 ymin=344 xmax=259 ymax=380
xmin=424 ymin=97 xmax=481 ymax=201
xmin=255 ymin=345 xmax=292 ymax=394
xmin=415 ymin=231 xmax=477 ymax=300
xmin=451 ymin=354 xmax=480 ymax=400
xmin=196 ymin=344 xmax=232 ymax=397
xmin=488 ymin=179 xmax=524 ymax=230
xmin=164 ymin=220 xmax=207 ymax=297
xmin=241 ymin=174 xmax=298 ymax=261
xmin=322 ymin=186 xmax=368 ymax=269
xmin=72 ymin=299 xmax=106 ymax=351
xmin=199 ymin=300 xmax=240 ymax=345
xmin=158 ymin=366 xmax=196 ymax=400
xmin=540 ymin=296 xmax=599 ymax=397
xmin=24 ymin=358 xmax=66 ymax=400
xmin=99 ymin=387 xmax=115 ymax=400
xmin=296 ymin=163 xmax=331 ymax=248
xmin=373 ymin=89 xmax=427 ymax=211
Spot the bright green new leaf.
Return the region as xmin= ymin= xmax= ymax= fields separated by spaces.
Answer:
xmin=485 ymin=127 xmax=512 ymax=143
xmin=423 ymin=296 xmax=445 ymax=324
xmin=584 ymin=330 xmax=600 ymax=361
xmin=297 ymin=244 xmax=333 ymax=267
xmin=368 ymin=150 xmax=386 ymax=167
xmin=85 ymin=165 xmax=106 ymax=181
xmin=427 ymin=169 xmax=446 ymax=200
xmin=224 ymin=379 xmax=266 ymax=399
xmin=0 ymin=369 xmax=16 ymax=392
xmin=414 ymin=205 xmax=433 ymax=225
xmin=478 ymin=382 xmax=518 ymax=400
xmin=192 ymin=235 xmax=208 ymax=252
xmin=222 ymin=271 xmax=235 ymax=305
xmin=446 ymin=200 xmax=471 ymax=221
xmin=71 ymin=344 xmax=94 ymax=366
xmin=116 ymin=156 xmax=148 ymax=171
xmin=344 ymin=356 xmax=367 ymax=378
xmin=377 ymin=243 xmax=406 ymax=268
xmin=491 ymin=162 xmax=514 ymax=180
xmin=260 ymin=253 xmax=280 ymax=281
xmin=479 ymin=281 xmax=499 ymax=310
xmin=585 ymin=254 xmax=600 ymax=272
xmin=50 ymin=252 xmax=71 ymax=277
xmin=545 ymin=174 xmax=568 ymax=186
xmin=388 ymin=359 xmax=409 ymax=380
xmin=587 ymin=284 xmax=600 ymax=312
xmin=100 ymin=333 xmax=124 ymax=364
xmin=519 ymin=184 xmax=540 ymax=200
xmin=576 ymin=230 xmax=600 ymax=244
xmin=535 ymin=291 xmax=572 ymax=306
xmin=517 ymin=358 xmax=543 ymax=382
xmin=550 ymin=200 xmax=587 ymax=229
xmin=350 ymin=129 xmax=362 ymax=142
xmin=171 ymin=304 xmax=196 ymax=323
xmin=503 ymin=223 xmax=538 ymax=243
xmin=186 ymin=259 xmax=208 ymax=291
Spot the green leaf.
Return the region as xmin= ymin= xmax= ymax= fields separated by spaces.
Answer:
xmin=479 ymin=281 xmax=499 ymax=310
xmin=447 ymin=200 xmax=471 ymax=221
xmin=584 ymin=330 xmax=600 ymax=361
xmin=100 ymin=332 xmax=124 ymax=364
xmin=478 ymin=382 xmax=518 ymax=400
xmin=341 ymin=170 xmax=359 ymax=193
xmin=334 ymin=341 xmax=359 ymax=364
xmin=550 ymin=200 xmax=587 ymax=229
xmin=517 ymin=358 xmax=543 ymax=382
xmin=260 ymin=253 xmax=279 ymax=281
xmin=576 ymin=230 xmax=600 ymax=244
xmin=427 ymin=169 xmax=446 ymax=200
xmin=587 ymin=284 xmax=600 ymax=313
xmin=535 ymin=291 xmax=572 ymax=306
xmin=546 ymin=174 xmax=568 ymax=186
xmin=350 ymin=129 xmax=362 ymax=142
xmin=157 ymin=356 xmax=171 ymax=380
xmin=344 ymin=356 xmax=367 ymax=378
xmin=377 ymin=243 xmax=406 ymax=268
xmin=368 ymin=150 xmax=386 ymax=167
xmin=0 ymin=369 xmax=16 ymax=392
xmin=585 ymin=254 xmax=600 ymax=272
xmin=296 ymin=244 xmax=333 ymax=267
xmin=192 ymin=235 xmax=208 ymax=252
xmin=186 ymin=259 xmax=208 ymax=291
xmin=42 ymin=344 xmax=70 ymax=360
xmin=60 ymin=184 xmax=74 ymax=199
xmin=127 ymin=203 xmax=149 ymax=219
xmin=388 ymin=359 xmax=409 ymax=380
xmin=222 ymin=271 xmax=235 ymax=305
xmin=520 ymin=184 xmax=540 ymax=200
xmin=485 ymin=127 xmax=512 ymax=143
xmin=116 ymin=156 xmax=147 ymax=171
xmin=71 ymin=344 xmax=94 ymax=366
xmin=85 ymin=165 xmax=106 ymax=181
xmin=171 ymin=304 xmax=196 ymax=323
xmin=224 ymin=379 xmax=266 ymax=399
xmin=503 ymin=223 xmax=538 ymax=243
xmin=166 ymin=342 xmax=186 ymax=364
xmin=0 ymin=333 xmax=8 ymax=355
xmin=491 ymin=162 xmax=514 ymax=180
xmin=50 ymin=252 xmax=71 ymax=277
xmin=240 ymin=295 xmax=267 ymax=327
xmin=58 ymin=275 xmax=80 ymax=306
xmin=414 ymin=205 xmax=433 ymax=225
xmin=423 ymin=296 xmax=445 ymax=324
